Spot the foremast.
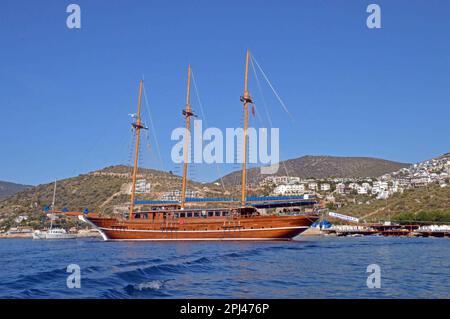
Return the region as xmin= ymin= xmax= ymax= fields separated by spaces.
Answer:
xmin=129 ymin=80 xmax=144 ymax=219
xmin=181 ymin=65 xmax=194 ymax=209
xmin=50 ymin=179 xmax=57 ymax=229
xmin=240 ymin=50 xmax=253 ymax=206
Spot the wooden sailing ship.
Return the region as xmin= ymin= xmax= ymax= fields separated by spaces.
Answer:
xmin=79 ymin=51 xmax=319 ymax=241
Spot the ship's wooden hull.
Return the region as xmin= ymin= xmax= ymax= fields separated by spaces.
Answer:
xmin=80 ymin=214 xmax=318 ymax=241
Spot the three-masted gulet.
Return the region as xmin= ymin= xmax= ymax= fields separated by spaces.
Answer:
xmin=79 ymin=51 xmax=319 ymax=241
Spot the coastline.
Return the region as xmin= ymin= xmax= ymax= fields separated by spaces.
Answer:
xmin=0 ymin=233 xmax=32 ymax=239
xmin=0 ymin=230 xmax=101 ymax=239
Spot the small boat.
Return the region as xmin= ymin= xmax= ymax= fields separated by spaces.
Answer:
xmin=33 ymin=180 xmax=77 ymax=240
xmin=413 ymin=225 xmax=450 ymax=238
xmin=347 ymin=233 xmax=363 ymax=237
xmin=330 ymin=225 xmax=379 ymax=237
xmin=33 ymin=228 xmax=76 ymax=240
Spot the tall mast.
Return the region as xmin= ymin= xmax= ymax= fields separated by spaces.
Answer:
xmin=129 ymin=80 xmax=144 ymax=219
xmin=181 ymin=65 xmax=192 ymax=209
xmin=240 ymin=50 xmax=252 ymax=206
xmin=50 ymin=179 xmax=56 ymax=229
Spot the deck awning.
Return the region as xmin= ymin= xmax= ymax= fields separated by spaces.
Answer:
xmin=135 ymin=195 xmax=317 ymax=207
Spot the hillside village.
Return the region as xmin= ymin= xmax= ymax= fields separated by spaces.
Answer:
xmin=262 ymin=154 xmax=450 ymax=205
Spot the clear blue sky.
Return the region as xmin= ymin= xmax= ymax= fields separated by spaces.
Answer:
xmin=1 ymin=0 xmax=449 ymax=186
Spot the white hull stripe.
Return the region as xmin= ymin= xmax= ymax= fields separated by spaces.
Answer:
xmin=98 ymin=226 xmax=309 ymax=233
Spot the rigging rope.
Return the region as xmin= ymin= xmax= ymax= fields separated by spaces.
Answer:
xmin=250 ymin=57 xmax=273 ymax=128
xmin=250 ymin=55 xmax=295 ymax=122
xmin=191 ymin=70 xmax=226 ymax=192
xmin=143 ymin=128 xmax=158 ymax=162
xmin=250 ymin=54 xmax=292 ymax=179
xmin=142 ymin=82 xmax=165 ymax=170
xmin=127 ymin=127 xmax=135 ymax=175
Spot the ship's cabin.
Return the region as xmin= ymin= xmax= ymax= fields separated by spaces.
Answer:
xmin=131 ymin=206 xmax=259 ymax=220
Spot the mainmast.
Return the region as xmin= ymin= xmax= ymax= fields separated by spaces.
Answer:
xmin=129 ymin=80 xmax=144 ymax=219
xmin=181 ymin=65 xmax=193 ymax=209
xmin=240 ymin=50 xmax=252 ymax=206
xmin=50 ymin=179 xmax=57 ymax=229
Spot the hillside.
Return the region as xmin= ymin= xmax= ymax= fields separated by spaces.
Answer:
xmin=0 ymin=165 xmax=224 ymax=229
xmin=0 ymin=181 xmax=32 ymax=200
xmin=218 ymin=155 xmax=410 ymax=185
xmin=334 ymin=153 xmax=450 ymax=222
xmin=337 ymin=182 xmax=450 ymax=222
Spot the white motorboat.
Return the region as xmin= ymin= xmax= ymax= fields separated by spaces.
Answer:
xmin=32 ymin=180 xmax=77 ymax=240
xmin=33 ymin=228 xmax=76 ymax=240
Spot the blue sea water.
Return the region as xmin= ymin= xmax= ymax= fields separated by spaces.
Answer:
xmin=0 ymin=236 xmax=449 ymax=299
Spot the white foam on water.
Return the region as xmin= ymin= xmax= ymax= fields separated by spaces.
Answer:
xmin=133 ymin=280 xmax=164 ymax=291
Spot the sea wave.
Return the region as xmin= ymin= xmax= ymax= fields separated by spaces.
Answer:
xmin=128 ymin=280 xmax=166 ymax=291
xmin=123 ymin=280 xmax=173 ymax=297
xmin=1 ymin=237 xmax=450 ymax=298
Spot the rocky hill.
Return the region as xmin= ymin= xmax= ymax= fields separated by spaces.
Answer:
xmin=0 ymin=181 xmax=32 ymax=200
xmin=218 ymin=155 xmax=410 ymax=185
xmin=334 ymin=153 xmax=450 ymax=222
xmin=0 ymin=165 xmax=225 ymax=230
xmin=337 ymin=182 xmax=450 ymax=223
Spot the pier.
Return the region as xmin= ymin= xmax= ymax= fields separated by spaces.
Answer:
xmin=322 ymin=223 xmax=450 ymax=238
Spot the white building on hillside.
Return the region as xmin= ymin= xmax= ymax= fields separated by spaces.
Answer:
xmin=261 ymin=176 xmax=301 ymax=186
xmin=14 ymin=215 xmax=29 ymax=223
xmin=372 ymin=181 xmax=388 ymax=194
xmin=357 ymin=187 xmax=368 ymax=195
xmin=162 ymin=190 xmax=200 ymax=201
xmin=377 ymin=190 xmax=389 ymax=200
xmin=273 ymin=184 xmax=305 ymax=195
xmin=136 ymin=179 xmax=151 ymax=193
xmin=336 ymin=183 xmax=346 ymax=195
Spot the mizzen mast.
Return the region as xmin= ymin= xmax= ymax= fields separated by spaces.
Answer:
xmin=181 ymin=65 xmax=194 ymax=209
xmin=129 ymin=80 xmax=144 ymax=219
xmin=50 ymin=179 xmax=57 ymax=229
xmin=240 ymin=50 xmax=253 ymax=206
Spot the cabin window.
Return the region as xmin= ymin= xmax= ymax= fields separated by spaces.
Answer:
xmin=187 ymin=212 xmax=193 ymax=218
xmin=208 ymin=211 xmax=214 ymax=217
xmin=180 ymin=213 xmax=186 ymax=218
xmin=215 ymin=212 xmax=221 ymax=217
xmin=223 ymin=211 xmax=230 ymax=217
xmin=193 ymin=212 xmax=200 ymax=217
